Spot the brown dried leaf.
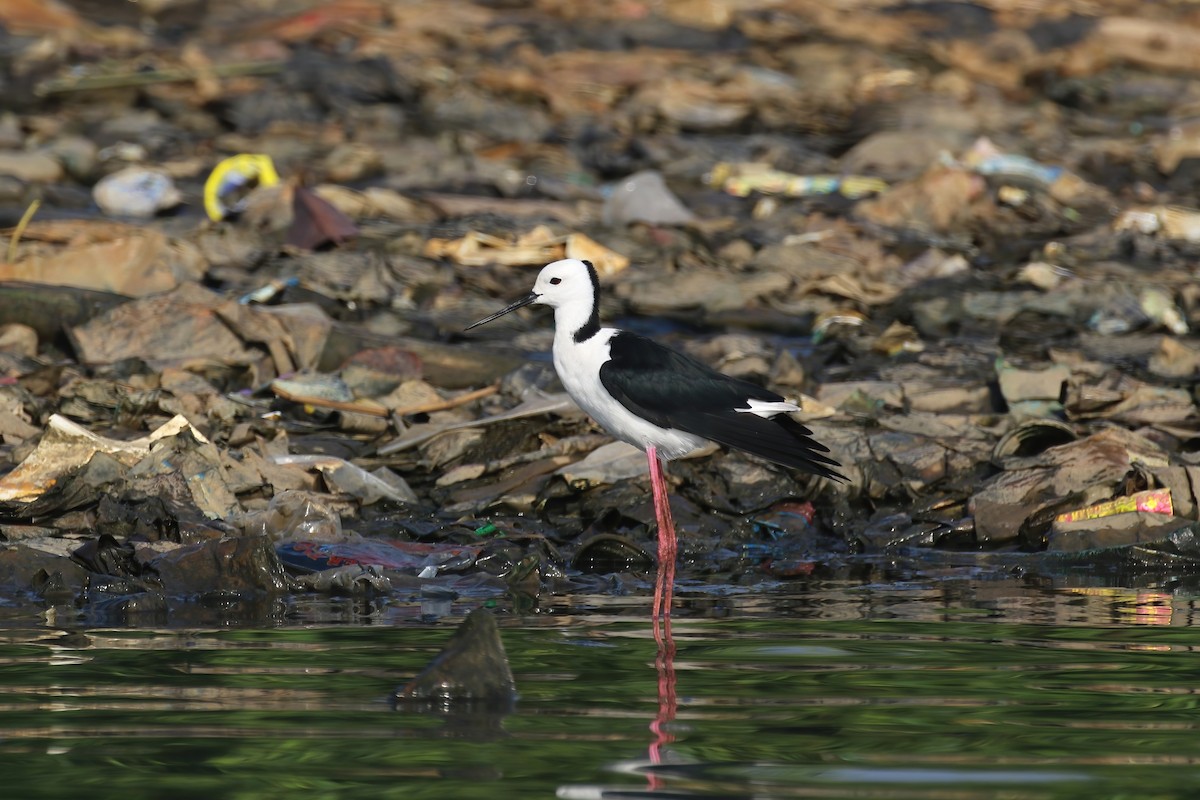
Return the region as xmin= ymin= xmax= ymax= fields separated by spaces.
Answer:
xmin=564 ymin=233 xmax=629 ymax=277
xmin=287 ymin=186 xmax=359 ymax=250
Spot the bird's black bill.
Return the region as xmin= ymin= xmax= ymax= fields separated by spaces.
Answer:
xmin=464 ymin=292 xmax=539 ymax=331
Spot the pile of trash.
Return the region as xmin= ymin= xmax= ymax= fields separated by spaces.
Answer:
xmin=2 ymin=0 xmax=1200 ymax=620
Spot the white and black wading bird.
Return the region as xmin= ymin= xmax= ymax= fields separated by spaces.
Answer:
xmin=466 ymin=258 xmax=844 ymax=618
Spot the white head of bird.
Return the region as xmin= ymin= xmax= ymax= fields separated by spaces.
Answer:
xmin=464 ymin=258 xmax=600 ymax=342
xmin=532 ymin=259 xmax=596 ymax=307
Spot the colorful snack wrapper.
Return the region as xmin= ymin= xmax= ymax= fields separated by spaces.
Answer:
xmin=1054 ymin=488 xmax=1173 ymax=523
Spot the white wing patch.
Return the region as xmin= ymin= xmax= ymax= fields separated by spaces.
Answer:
xmin=735 ymin=399 xmax=800 ymax=418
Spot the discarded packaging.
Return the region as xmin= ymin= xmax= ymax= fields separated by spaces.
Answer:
xmin=709 ymin=162 xmax=887 ymax=199
xmin=0 ymin=414 xmax=205 ymax=503
xmin=1055 ymin=489 xmax=1174 ymax=524
xmin=203 ymin=154 xmax=281 ymax=221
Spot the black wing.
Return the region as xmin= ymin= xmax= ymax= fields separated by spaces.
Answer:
xmin=599 ymin=332 xmax=845 ymax=480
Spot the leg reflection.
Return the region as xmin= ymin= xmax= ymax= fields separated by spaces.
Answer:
xmin=648 ymin=611 xmax=677 ymax=787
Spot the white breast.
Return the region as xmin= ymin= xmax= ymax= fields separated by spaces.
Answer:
xmin=553 ymin=327 xmax=707 ymax=461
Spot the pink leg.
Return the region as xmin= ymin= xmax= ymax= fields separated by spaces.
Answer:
xmin=647 ymin=446 xmax=677 ymax=619
xmin=647 ymin=447 xmax=678 ymax=786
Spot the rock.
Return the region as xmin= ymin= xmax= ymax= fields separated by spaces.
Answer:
xmin=997 ymin=364 xmax=1070 ymax=404
xmin=93 ymin=167 xmax=182 ymax=217
xmin=0 ymin=323 xmax=37 ymax=357
xmin=841 ymin=130 xmax=966 ymax=181
xmin=0 ymin=151 xmax=63 ymax=182
xmin=603 ymin=170 xmax=695 ymax=226
xmin=0 ymin=541 xmax=89 ymax=595
xmin=1048 ymin=512 xmax=1191 ymax=554
xmin=46 ymin=135 xmax=98 ymax=181
xmin=393 ymin=608 xmax=517 ymax=711
xmin=68 ymin=283 xmax=258 ymax=365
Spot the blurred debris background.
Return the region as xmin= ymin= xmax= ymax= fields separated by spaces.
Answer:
xmin=2 ymin=0 xmax=1200 ymax=621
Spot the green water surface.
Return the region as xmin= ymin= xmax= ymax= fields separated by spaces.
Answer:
xmin=1 ymin=580 xmax=1198 ymax=799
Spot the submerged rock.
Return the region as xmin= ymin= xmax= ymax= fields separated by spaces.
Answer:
xmin=393 ymin=608 xmax=517 ymax=712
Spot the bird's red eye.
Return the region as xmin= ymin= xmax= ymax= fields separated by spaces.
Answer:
xmin=549 ymin=277 xmax=562 ymax=285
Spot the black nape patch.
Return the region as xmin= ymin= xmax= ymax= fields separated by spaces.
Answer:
xmin=573 ymin=260 xmax=601 ymax=342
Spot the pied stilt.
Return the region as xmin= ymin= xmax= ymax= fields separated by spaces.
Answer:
xmin=466 ymin=258 xmax=844 ymax=618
